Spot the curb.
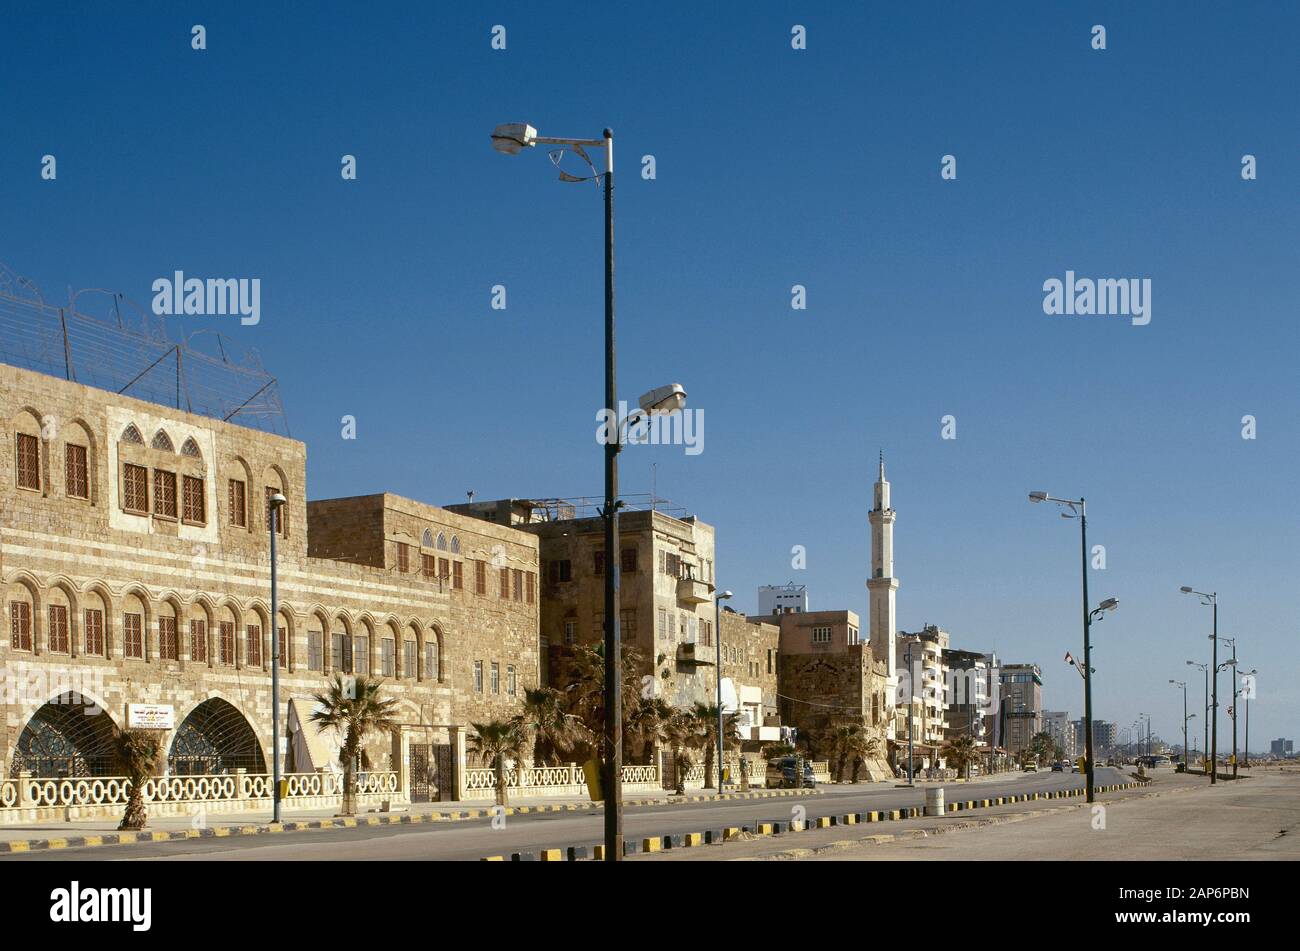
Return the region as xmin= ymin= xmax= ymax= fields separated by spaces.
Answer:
xmin=0 ymin=787 xmax=823 ymax=855
xmin=479 ymin=781 xmax=1148 ymax=861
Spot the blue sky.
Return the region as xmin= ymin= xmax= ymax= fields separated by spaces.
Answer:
xmin=4 ymin=2 xmax=1297 ymax=748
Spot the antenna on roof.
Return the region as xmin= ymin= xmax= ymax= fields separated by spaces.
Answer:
xmin=467 ymin=490 xmax=475 ymax=504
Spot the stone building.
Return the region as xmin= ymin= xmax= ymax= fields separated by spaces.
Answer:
xmin=774 ymin=609 xmax=892 ymax=780
xmin=1 ymin=362 xmax=539 ymax=803
xmin=446 ymin=498 xmax=718 ymax=724
xmin=717 ymin=608 xmax=780 ymax=746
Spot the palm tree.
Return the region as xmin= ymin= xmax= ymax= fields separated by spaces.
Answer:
xmin=513 ymin=686 xmax=589 ymax=767
xmin=309 ymin=674 xmax=399 ymax=816
xmin=469 ymin=719 xmax=527 ymax=806
xmin=662 ymin=711 xmax=698 ymax=796
xmin=626 ymin=696 xmax=675 ymax=765
xmin=941 ymin=733 xmax=979 ymax=779
xmin=562 ymin=642 xmax=648 ymax=770
xmin=690 ymin=702 xmax=739 ymax=789
xmin=114 ymin=729 xmax=163 ymax=830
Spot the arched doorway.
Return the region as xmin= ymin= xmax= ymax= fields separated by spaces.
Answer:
xmin=168 ymin=698 xmax=266 ymax=775
xmin=11 ymin=694 xmax=118 ymax=777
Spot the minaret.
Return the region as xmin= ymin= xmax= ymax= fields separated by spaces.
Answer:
xmin=867 ymin=451 xmax=900 ymax=729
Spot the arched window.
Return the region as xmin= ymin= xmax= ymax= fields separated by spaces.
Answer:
xmin=121 ymin=424 xmax=144 ymax=445
xmin=181 ymin=437 xmax=202 ymax=459
xmin=151 ymin=430 xmax=174 ymax=451
xmin=450 ymin=535 xmax=460 ymax=555
xmin=436 ymin=532 xmax=447 ymax=551
xmin=422 ymin=529 xmax=434 ymax=548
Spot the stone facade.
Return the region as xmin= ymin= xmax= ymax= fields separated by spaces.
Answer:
xmin=448 ymin=500 xmax=718 ymax=721
xmin=717 ymin=609 xmax=779 ymax=744
xmin=0 ymin=363 xmax=539 ymax=802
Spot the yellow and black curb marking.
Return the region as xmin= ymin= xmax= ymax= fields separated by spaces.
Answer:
xmin=482 ymin=781 xmax=1147 ymax=861
xmin=0 ymin=787 xmax=822 ymax=855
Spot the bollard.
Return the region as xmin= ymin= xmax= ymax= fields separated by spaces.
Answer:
xmin=925 ymin=786 xmax=945 ymax=816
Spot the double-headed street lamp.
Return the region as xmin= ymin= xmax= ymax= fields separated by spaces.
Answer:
xmin=1186 ymin=660 xmax=1209 ymax=771
xmin=1169 ymin=680 xmax=1191 ymax=765
xmin=1180 ymin=587 xmax=1219 ymax=784
xmin=1028 ymin=491 xmax=1116 ymax=803
xmin=494 ymin=121 xmax=688 ymax=862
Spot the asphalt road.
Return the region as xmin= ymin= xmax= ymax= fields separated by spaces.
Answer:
xmin=0 ymin=767 xmax=1126 ymax=861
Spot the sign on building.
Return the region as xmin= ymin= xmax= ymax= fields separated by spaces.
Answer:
xmin=126 ymin=703 xmax=175 ymax=730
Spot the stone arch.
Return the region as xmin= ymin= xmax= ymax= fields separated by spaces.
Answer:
xmin=426 ymin=622 xmax=445 ymax=683
xmin=436 ymin=532 xmax=447 ymax=551
xmin=121 ymin=586 xmax=152 ymax=660
xmin=11 ymin=691 xmax=120 ymax=778
xmin=181 ymin=437 xmax=202 ymax=459
xmin=3 ymin=573 xmax=41 ymax=653
xmin=11 ymin=407 xmax=45 ymax=494
xmin=64 ymin=417 xmax=98 ymax=503
xmin=80 ymin=584 xmax=111 ymax=657
xmin=450 ymin=535 xmax=461 ymax=555
xmin=262 ymin=464 xmax=290 ymax=537
xmin=120 ymin=423 xmax=144 ymax=445
xmin=168 ymin=697 xmax=266 ymax=776
xmin=44 ymin=578 xmax=77 ymax=656
xmin=151 ymin=429 xmax=175 ymax=452
xmin=422 ymin=529 xmax=434 ymax=548
xmin=402 ymin=619 xmax=423 ymax=681
xmin=355 ymin=614 xmax=377 ymax=676
xmin=333 ymin=610 xmax=355 ymax=672
xmin=217 ymin=600 xmax=241 ymax=665
xmin=187 ymin=596 xmax=214 ymax=665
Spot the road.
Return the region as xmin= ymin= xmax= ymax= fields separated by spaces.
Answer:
xmin=1 ymin=767 xmax=1124 ymax=861
xmin=640 ymin=770 xmax=1299 ymax=861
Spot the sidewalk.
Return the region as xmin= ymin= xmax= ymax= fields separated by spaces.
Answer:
xmin=0 ymin=784 xmax=821 ymax=852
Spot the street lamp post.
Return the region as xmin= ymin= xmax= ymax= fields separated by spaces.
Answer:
xmin=492 ymin=122 xmax=690 ymax=862
xmin=715 ymin=590 xmax=733 ymax=789
xmin=1169 ymin=680 xmax=1189 ymax=766
xmin=1239 ymin=668 xmax=1255 ymax=768
xmin=1221 ymin=636 xmax=1238 ymax=778
xmin=1187 ymin=660 xmax=1208 ymax=772
xmin=1180 ymin=588 xmax=1218 ymax=784
xmin=1029 ymin=492 xmax=1112 ymax=804
xmin=268 ymin=492 xmax=287 ymax=824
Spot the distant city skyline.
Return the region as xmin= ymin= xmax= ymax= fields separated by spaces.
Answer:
xmin=3 ymin=1 xmax=1295 ymax=745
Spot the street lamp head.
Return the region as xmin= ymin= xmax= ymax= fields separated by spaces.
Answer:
xmin=491 ymin=122 xmax=537 ymax=155
xmin=1028 ymin=491 xmax=1048 ymax=503
xmin=717 ymin=590 xmax=733 ymax=601
xmin=1098 ymin=597 xmax=1119 ymax=612
xmin=268 ymin=493 xmax=287 ymax=509
xmin=638 ymin=383 xmax=687 ymax=415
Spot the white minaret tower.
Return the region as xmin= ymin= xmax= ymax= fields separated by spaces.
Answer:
xmin=867 ymin=451 xmax=900 ymax=734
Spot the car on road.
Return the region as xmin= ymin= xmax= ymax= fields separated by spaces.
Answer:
xmin=1022 ymin=763 xmax=1037 ymax=772
xmin=1051 ymin=761 xmax=1064 ymax=772
xmin=766 ymin=757 xmax=817 ymax=789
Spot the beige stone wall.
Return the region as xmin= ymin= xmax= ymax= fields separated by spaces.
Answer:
xmin=0 ymin=364 xmax=538 ymax=781
xmin=775 ymin=609 xmax=862 ymax=654
xmin=455 ymin=506 xmax=718 ymax=716
xmin=719 ymin=610 xmax=779 ymax=716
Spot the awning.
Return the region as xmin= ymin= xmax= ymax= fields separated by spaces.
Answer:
xmin=286 ymin=697 xmax=342 ymax=773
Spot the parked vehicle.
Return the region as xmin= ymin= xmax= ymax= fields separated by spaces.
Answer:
xmin=766 ymin=757 xmax=817 ymax=789
xmin=1022 ymin=763 xmax=1037 ymax=772
xmin=1051 ymin=761 xmax=1064 ymax=772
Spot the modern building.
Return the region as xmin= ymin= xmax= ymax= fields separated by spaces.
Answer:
xmin=0 ymin=361 xmax=540 ymax=804
xmin=998 ymin=663 xmax=1043 ymax=755
xmin=758 ymin=582 xmax=807 ymax=617
xmin=1042 ymin=711 xmax=1076 ymax=760
xmin=896 ymin=624 xmax=950 ymax=766
xmin=1270 ymin=738 xmax=1293 ymax=757
xmin=942 ymin=647 xmax=993 ymax=751
xmin=1074 ymin=718 xmax=1118 ymax=759
xmin=446 ymin=496 xmax=718 ymax=718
